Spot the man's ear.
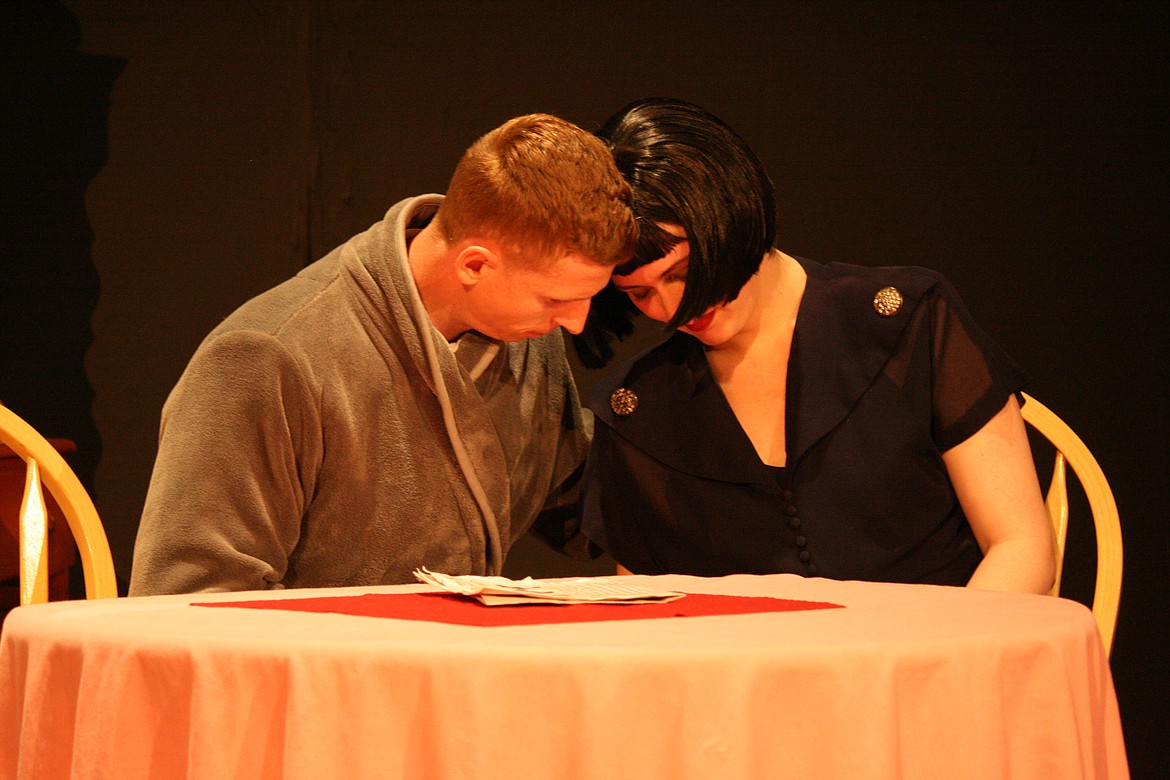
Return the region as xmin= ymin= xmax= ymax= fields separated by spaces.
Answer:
xmin=454 ymin=244 xmax=501 ymax=286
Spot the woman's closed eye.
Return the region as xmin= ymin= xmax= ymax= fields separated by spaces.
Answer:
xmin=625 ymin=288 xmax=654 ymax=302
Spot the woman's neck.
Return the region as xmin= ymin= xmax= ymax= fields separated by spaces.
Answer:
xmin=704 ymin=250 xmax=806 ymax=467
xmin=713 ymin=250 xmax=806 ymax=359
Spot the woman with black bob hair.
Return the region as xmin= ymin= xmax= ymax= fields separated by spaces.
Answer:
xmin=599 ymin=99 xmax=775 ymax=332
xmin=578 ymin=97 xmax=1055 ymax=593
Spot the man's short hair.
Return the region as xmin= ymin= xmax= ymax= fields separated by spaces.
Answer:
xmin=439 ymin=114 xmax=636 ymax=268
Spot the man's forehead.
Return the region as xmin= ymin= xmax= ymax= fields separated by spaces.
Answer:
xmin=526 ymin=252 xmax=613 ymax=292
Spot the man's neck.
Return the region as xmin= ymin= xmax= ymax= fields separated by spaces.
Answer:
xmin=407 ymin=221 xmax=468 ymax=341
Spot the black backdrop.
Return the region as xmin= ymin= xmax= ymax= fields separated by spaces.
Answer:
xmin=2 ymin=2 xmax=1166 ymax=775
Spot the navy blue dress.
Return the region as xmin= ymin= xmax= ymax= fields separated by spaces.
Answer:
xmin=582 ymin=258 xmax=1027 ymax=586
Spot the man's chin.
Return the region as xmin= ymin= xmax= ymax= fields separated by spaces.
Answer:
xmin=510 ymin=330 xmax=551 ymax=342
xmin=477 ymin=330 xmax=542 ymax=343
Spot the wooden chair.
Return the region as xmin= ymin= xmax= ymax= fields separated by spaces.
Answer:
xmin=1020 ymin=393 xmax=1122 ymax=656
xmin=0 ymin=403 xmax=117 ymax=605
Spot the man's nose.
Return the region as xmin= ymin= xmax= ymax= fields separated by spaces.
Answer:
xmin=553 ymin=300 xmax=592 ymax=335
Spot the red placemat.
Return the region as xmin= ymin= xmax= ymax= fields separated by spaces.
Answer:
xmin=194 ymin=591 xmax=843 ymax=627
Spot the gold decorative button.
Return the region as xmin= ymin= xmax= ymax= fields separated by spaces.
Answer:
xmin=873 ymin=286 xmax=904 ymax=317
xmin=610 ymin=387 xmax=638 ymax=416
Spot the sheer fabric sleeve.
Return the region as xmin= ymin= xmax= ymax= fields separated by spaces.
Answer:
xmin=920 ymin=275 xmax=1028 ymax=452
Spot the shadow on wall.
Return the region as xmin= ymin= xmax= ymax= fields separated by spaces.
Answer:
xmin=0 ymin=0 xmax=124 ymax=495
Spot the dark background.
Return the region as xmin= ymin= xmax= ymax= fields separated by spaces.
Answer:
xmin=2 ymin=1 xmax=1166 ymax=775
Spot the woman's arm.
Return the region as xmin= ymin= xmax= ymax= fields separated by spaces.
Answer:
xmin=942 ymin=394 xmax=1056 ymax=594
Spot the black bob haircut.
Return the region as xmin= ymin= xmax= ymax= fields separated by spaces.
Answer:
xmin=572 ymin=98 xmax=777 ymax=368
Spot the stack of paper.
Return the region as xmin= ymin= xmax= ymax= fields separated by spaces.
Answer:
xmin=414 ymin=568 xmax=686 ymax=606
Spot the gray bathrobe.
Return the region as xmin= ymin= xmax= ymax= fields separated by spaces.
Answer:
xmin=130 ymin=195 xmax=591 ymax=594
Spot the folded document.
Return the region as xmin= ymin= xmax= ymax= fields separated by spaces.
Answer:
xmin=414 ymin=567 xmax=686 ymax=606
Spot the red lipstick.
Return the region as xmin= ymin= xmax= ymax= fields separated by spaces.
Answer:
xmin=685 ymin=310 xmax=715 ymax=333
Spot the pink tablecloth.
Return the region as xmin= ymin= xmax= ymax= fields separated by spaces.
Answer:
xmin=0 ymin=574 xmax=1129 ymax=780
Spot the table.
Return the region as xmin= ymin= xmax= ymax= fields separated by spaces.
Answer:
xmin=0 ymin=574 xmax=1128 ymax=779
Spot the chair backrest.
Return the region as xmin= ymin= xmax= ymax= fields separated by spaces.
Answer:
xmin=0 ymin=403 xmax=117 ymax=604
xmin=1019 ymin=393 xmax=1122 ymax=656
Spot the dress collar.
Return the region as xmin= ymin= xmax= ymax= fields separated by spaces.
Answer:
xmin=591 ymin=257 xmax=940 ymax=484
